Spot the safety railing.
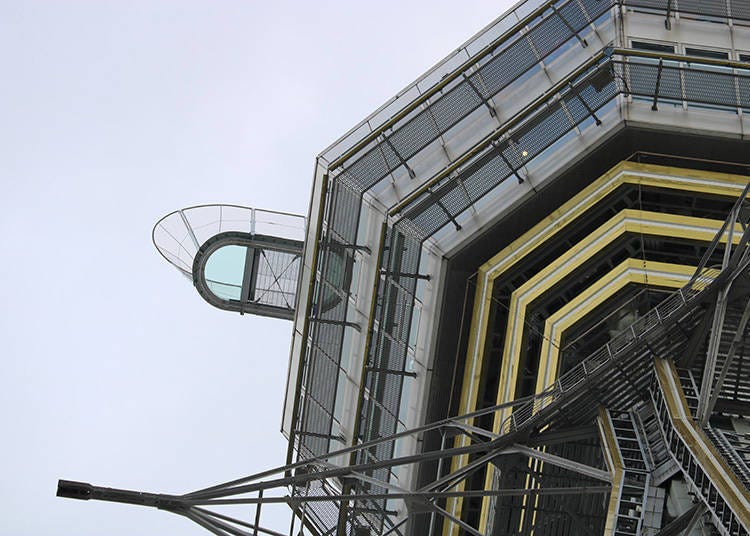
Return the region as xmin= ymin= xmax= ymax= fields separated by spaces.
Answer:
xmin=705 ymin=427 xmax=750 ymax=492
xmin=153 ymin=204 xmax=305 ymax=277
xmin=608 ymin=410 xmax=650 ymax=535
xmin=651 ymin=366 xmax=749 ymax=536
xmin=500 ymin=269 xmax=717 ymax=435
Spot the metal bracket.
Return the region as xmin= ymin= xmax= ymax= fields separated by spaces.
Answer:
xmin=492 ymin=140 xmax=525 ymax=184
xmin=568 ymin=82 xmax=602 ymax=125
xmin=365 ymin=366 xmax=417 ymax=378
xmin=381 ymin=134 xmax=416 ymax=179
xmin=552 ymin=4 xmax=588 ymax=48
xmin=380 ymin=269 xmax=431 ymax=281
xmin=427 ymin=188 xmax=462 ymax=231
xmin=463 ymin=73 xmax=496 ymax=117
xmin=652 ymin=58 xmax=663 ymax=111
xmin=320 ymin=239 xmax=371 ymax=255
xmin=665 ymin=0 xmax=673 ymax=30
xmin=309 ymin=317 xmax=362 ymax=332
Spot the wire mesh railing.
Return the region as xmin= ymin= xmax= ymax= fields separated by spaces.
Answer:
xmin=500 ymin=268 xmax=718 ymax=435
xmin=152 ymin=204 xmax=306 ymax=277
xmin=651 ymin=364 xmax=750 ymax=535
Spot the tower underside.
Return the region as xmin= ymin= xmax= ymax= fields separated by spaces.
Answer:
xmin=59 ymin=1 xmax=750 ymax=535
xmin=280 ymin=0 xmax=750 ymax=530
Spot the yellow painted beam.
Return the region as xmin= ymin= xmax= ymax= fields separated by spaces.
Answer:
xmin=597 ymin=407 xmax=624 ymax=536
xmin=446 ymin=162 xmax=748 ymax=535
xmin=654 ymin=358 xmax=750 ymax=531
xmin=517 ymin=260 xmax=693 ymax=533
xmin=459 ymin=163 xmax=746 ymax=452
xmin=536 ymin=260 xmax=695 ymax=395
xmin=493 ymin=211 xmax=726 ymax=433
xmin=479 ymin=214 xmax=728 ymax=531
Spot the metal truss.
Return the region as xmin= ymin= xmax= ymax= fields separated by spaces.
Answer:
xmin=58 ymin=391 xmax=610 ymax=536
xmin=296 ymin=41 xmax=750 ymax=536
xmin=687 ymin=181 xmax=750 ymax=426
xmin=59 ymin=180 xmax=750 ymax=536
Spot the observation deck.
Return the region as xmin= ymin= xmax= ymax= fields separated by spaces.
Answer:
xmin=152 ymin=205 xmax=305 ymax=319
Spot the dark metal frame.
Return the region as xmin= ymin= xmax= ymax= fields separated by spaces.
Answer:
xmin=193 ymin=231 xmax=303 ymax=319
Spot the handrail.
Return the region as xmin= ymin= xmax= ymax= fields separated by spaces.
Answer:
xmin=325 ymin=0 xmax=594 ymax=170
xmin=499 ymin=268 xmax=718 ymax=435
xmin=389 ymin=48 xmax=750 ymax=219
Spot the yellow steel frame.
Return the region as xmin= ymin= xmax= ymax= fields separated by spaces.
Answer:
xmin=445 ymin=161 xmax=748 ymax=535
xmin=517 ymin=260 xmax=694 ymax=533
xmin=597 ymin=407 xmax=625 ymax=535
xmin=654 ymin=359 xmax=750 ymax=529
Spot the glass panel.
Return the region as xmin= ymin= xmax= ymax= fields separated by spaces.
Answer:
xmin=398 ymin=375 xmax=414 ymax=427
xmin=631 ymin=41 xmax=675 ymax=53
xmin=685 ymin=47 xmax=729 ymax=60
xmin=205 ymin=245 xmax=247 ymax=300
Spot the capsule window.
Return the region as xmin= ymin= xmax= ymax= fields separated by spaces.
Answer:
xmin=204 ymin=245 xmax=248 ymax=301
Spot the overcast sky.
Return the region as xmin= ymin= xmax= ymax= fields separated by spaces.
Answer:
xmin=0 ymin=1 xmax=513 ymax=534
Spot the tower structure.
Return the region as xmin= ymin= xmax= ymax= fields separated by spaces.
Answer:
xmin=59 ymin=1 xmax=750 ymax=535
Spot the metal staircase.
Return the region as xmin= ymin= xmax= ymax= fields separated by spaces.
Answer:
xmin=689 ymin=304 xmax=750 ymax=419
xmin=636 ymin=403 xmax=679 ymax=487
xmin=677 ymin=363 xmax=750 ymax=496
xmin=704 ymin=428 xmax=750 ymax=493
xmin=607 ymin=410 xmax=652 ymax=536
xmin=652 ymin=359 xmax=750 ymax=536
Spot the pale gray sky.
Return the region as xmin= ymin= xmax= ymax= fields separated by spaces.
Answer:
xmin=0 ymin=1 xmax=511 ymax=534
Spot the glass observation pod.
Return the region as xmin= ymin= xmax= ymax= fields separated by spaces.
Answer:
xmin=152 ymin=204 xmax=309 ymax=320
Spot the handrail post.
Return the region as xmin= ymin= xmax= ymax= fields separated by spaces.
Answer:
xmin=178 ymin=210 xmax=201 ymax=251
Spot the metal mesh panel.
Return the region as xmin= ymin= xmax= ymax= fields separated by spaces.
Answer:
xmin=337 ymin=0 xmax=614 ymax=191
xmin=684 ymin=69 xmax=739 ymax=107
xmin=530 ymin=16 xmax=569 ymax=59
xmin=624 ymin=0 xmax=665 ymax=9
xmin=740 ymin=76 xmax=750 ymax=108
xmin=626 ymin=61 xmax=682 ymax=102
xmin=627 ymin=60 xmax=750 ymax=110
xmin=731 ymin=0 xmax=750 ymax=20
xmin=402 ymin=61 xmax=619 ymax=236
xmin=624 ymin=0 xmax=750 ymax=21
xmin=358 ymin=229 xmax=421 ymax=463
xmin=349 ymin=231 xmax=423 ymax=534
xmin=398 ymin=58 xmax=750 ymax=239
xmin=293 ymin=485 xmax=346 ymax=536
xmin=560 ymin=0 xmax=596 ymax=29
xmin=478 ymin=38 xmax=539 ymax=95
xmin=387 ymin=108 xmax=440 ymax=158
xmin=292 ymin=175 xmax=372 ymax=535
xmin=330 ymin=180 xmax=363 ymax=242
xmin=678 ymin=0 xmax=729 ymax=18
xmin=424 ymin=81 xmax=482 ymax=132
xmin=463 ymin=151 xmax=514 ymax=202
